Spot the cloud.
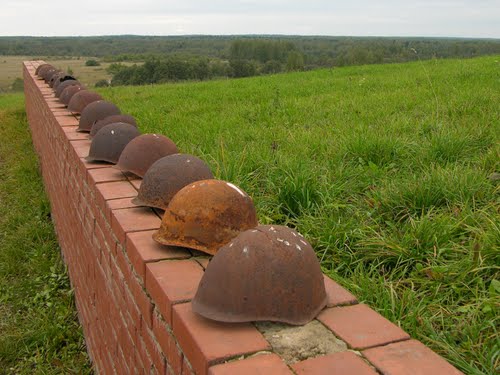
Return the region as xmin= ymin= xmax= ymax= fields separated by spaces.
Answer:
xmin=1 ymin=0 xmax=499 ymax=37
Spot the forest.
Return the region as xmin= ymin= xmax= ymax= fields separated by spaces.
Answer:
xmin=2 ymin=35 xmax=499 ymax=86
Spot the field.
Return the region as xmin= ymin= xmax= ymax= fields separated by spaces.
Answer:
xmin=95 ymin=56 xmax=499 ymax=374
xmin=0 ymin=56 xmax=135 ymax=93
xmin=0 ymin=55 xmax=498 ymax=373
xmin=0 ymin=94 xmax=91 ymax=372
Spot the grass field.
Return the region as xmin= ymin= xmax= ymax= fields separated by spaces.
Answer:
xmin=95 ymin=56 xmax=499 ymax=374
xmin=0 ymin=56 xmax=132 ymax=93
xmin=0 ymin=94 xmax=91 ymax=373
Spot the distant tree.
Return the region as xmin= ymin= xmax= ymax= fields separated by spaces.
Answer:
xmin=95 ymin=79 xmax=110 ymax=88
xmin=286 ymin=51 xmax=305 ymax=71
xmin=261 ymin=60 xmax=283 ymax=74
xmin=85 ymin=59 xmax=100 ymax=66
xmin=10 ymin=77 xmax=24 ymax=92
xmin=230 ymin=60 xmax=258 ymax=78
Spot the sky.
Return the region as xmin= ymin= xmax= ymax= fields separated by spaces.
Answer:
xmin=1 ymin=0 xmax=499 ymax=38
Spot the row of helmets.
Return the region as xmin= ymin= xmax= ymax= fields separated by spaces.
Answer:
xmin=36 ymin=63 xmax=327 ymax=326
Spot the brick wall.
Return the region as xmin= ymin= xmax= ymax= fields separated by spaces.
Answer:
xmin=23 ymin=61 xmax=463 ymax=375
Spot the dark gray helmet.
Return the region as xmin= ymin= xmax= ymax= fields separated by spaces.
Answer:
xmin=90 ymin=114 xmax=138 ymax=138
xmin=77 ymin=100 xmax=121 ymax=132
xmin=86 ymin=123 xmax=141 ymax=164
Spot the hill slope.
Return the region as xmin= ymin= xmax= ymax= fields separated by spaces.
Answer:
xmin=97 ymin=56 xmax=499 ymax=374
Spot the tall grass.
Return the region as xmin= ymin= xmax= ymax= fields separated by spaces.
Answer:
xmin=96 ymin=55 xmax=498 ymax=373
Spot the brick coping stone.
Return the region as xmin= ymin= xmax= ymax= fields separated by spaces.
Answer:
xmin=23 ymin=61 xmax=463 ymax=375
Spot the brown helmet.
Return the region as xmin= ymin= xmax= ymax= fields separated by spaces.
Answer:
xmin=132 ymin=154 xmax=213 ymax=209
xmin=49 ymin=72 xmax=64 ymax=88
xmin=86 ymin=123 xmax=141 ymax=164
xmin=77 ymin=100 xmax=121 ymax=132
xmin=116 ymin=134 xmax=178 ymax=177
xmin=55 ymin=79 xmax=80 ymax=98
xmin=60 ymin=85 xmax=85 ymax=105
xmin=192 ymin=225 xmax=327 ymax=325
xmin=153 ymin=179 xmax=258 ymax=255
xmin=36 ymin=63 xmax=52 ymax=76
xmin=90 ymin=114 xmax=138 ymax=138
xmin=67 ymin=90 xmax=103 ymax=114
xmin=53 ymin=75 xmax=76 ymax=91
xmin=43 ymin=68 xmax=60 ymax=83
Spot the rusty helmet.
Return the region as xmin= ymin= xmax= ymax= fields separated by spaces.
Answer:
xmin=77 ymin=100 xmax=121 ymax=132
xmin=60 ymin=85 xmax=85 ymax=105
xmin=86 ymin=123 xmax=141 ymax=164
xmin=132 ymin=153 xmax=213 ymax=209
xmin=67 ymin=90 xmax=103 ymax=114
xmin=36 ymin=63 xmax=52 ymax=76
xmin=192 ymin=225 xmax=327 ymax=325
xmin=53 ymin=75 xmax=76 ymax=91
xmin=43 ymin=68 xmax=60 ymax=83
xmin=153 ymin=179 xmax=258 ymax=255
xmin=49 ymin=72 xmax=64 ymax=88
xmin=116 ymin=134 xmax=179 ymax=177
xmin=90 ymin=114 xmax=138 ymax=138
xmin=55 ymin=79 xmax=80 ymax=98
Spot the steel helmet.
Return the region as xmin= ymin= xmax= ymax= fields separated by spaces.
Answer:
xmin=49 ymin=72 xmax=64 ymax=88
xmin=77 ymin=100 xmax=121 ymax=132
xmin=132 ymin=154 xmax=213 ymax=209
xmin=53 ymin=75 xmax=76 ymax=91
xmin=86 ymin=123 xmax=141 ymax=164
xmin=36 ymin=64 xmax=53 ymax=76
xmin=60 ymin=85 xmax=85 ymax=106
xmin=67 ymin=90 xmax=103 ymax=114
xmin=43 ymin=68 xmax=60 ymax=83
xmin=153 ymin=179 xmax=258 ymax=255
xmin=192 ymin=225 xmax=327 ymax=325
xmin=89 ymin=114 xmax=138 ymax=138
xmin=116 ymin=134 xmax=178 ymax=177
xmin=55 ymin=79 xmax=80 ymax=98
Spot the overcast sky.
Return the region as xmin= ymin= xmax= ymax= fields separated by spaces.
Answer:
xmin=1 ymin=0 xmax=499 ymax=38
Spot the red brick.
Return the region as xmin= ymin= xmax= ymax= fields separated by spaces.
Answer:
xmin=209 ymin=353 xmax=292 ymax=375
xmin=95 ymin=181 xmax=138 ymax=213
xmin=317 ymin=304 xmax=410 ymax=350
xmin=292 ymin=351 xmax=377 ymax=375
xmin=127 ymin=230 xmax=191 ymax=280
xmin=130 ymin=179 xmax=142 ymax=190
xmin=363 ymin=339 xmax=463 ymax=375
xmin=88 ymin=167 xmax=126 ymax=184
xmin=107 ymin=197 xmax=142 ymax=212
xmin=172 ymin=302 xmax=271 ymax=375
xmin=55 ymin=114 xmax=79 ymax=126
xmin=194 ymin=257 xmax=210 ymax=270
xmin=62 ymin=126 xmax=89 ymax=141
xmin=153 ymin=312 xmax=183 ymax=375
xmin=111 ymin=207 xmax=161 ymax=244
xmin=78 ymin=157 xmax=110 ymax=174
xmin=70 ymin=140 xmax=91 ymax=158
xmin=142 ymin=322 xmax=167 ymax=374
xmin=146 ymin=260 xmax=204 ymax=325
xmin=323 ymin=275 xmax=358 ymax=307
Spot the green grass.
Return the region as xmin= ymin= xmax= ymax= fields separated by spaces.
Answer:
xmin=0 ymin=94 xmax=91 ymax=374
xmin=97 ymin=55 xmax=500 ymax=374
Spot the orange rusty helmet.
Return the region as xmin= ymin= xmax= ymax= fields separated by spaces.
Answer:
xmin=192 ymin=225 xmax=327 ymax=325
xmin=86 ymin=123 xmax=141 ymax=164
xmin=153 ymin=179 xmax=258 ymax=255
xmin=89 ymin=114 xmax=138 ymax=138
xmin=67 ymin=90 xmax=103 ymax=114
xmin=132 ymin=153 xmax=213 ymax=209
xmin=60 ymin=84 xmax=85 ymax=105
xmin=116 ymin=134 xmax=179 ymax=177
xmin=78 ymin=100 xmax=121 ymax=132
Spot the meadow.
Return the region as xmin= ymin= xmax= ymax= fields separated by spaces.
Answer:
xmin=96 ymin=55 xmax=499 ymax=374
xmin=0 ymin=94 xmax=91 ymax=373
xmin=0 ymin=56 xmax=129 ymax=93
xmin=0 ymin=55 xmax=498 ymax=373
